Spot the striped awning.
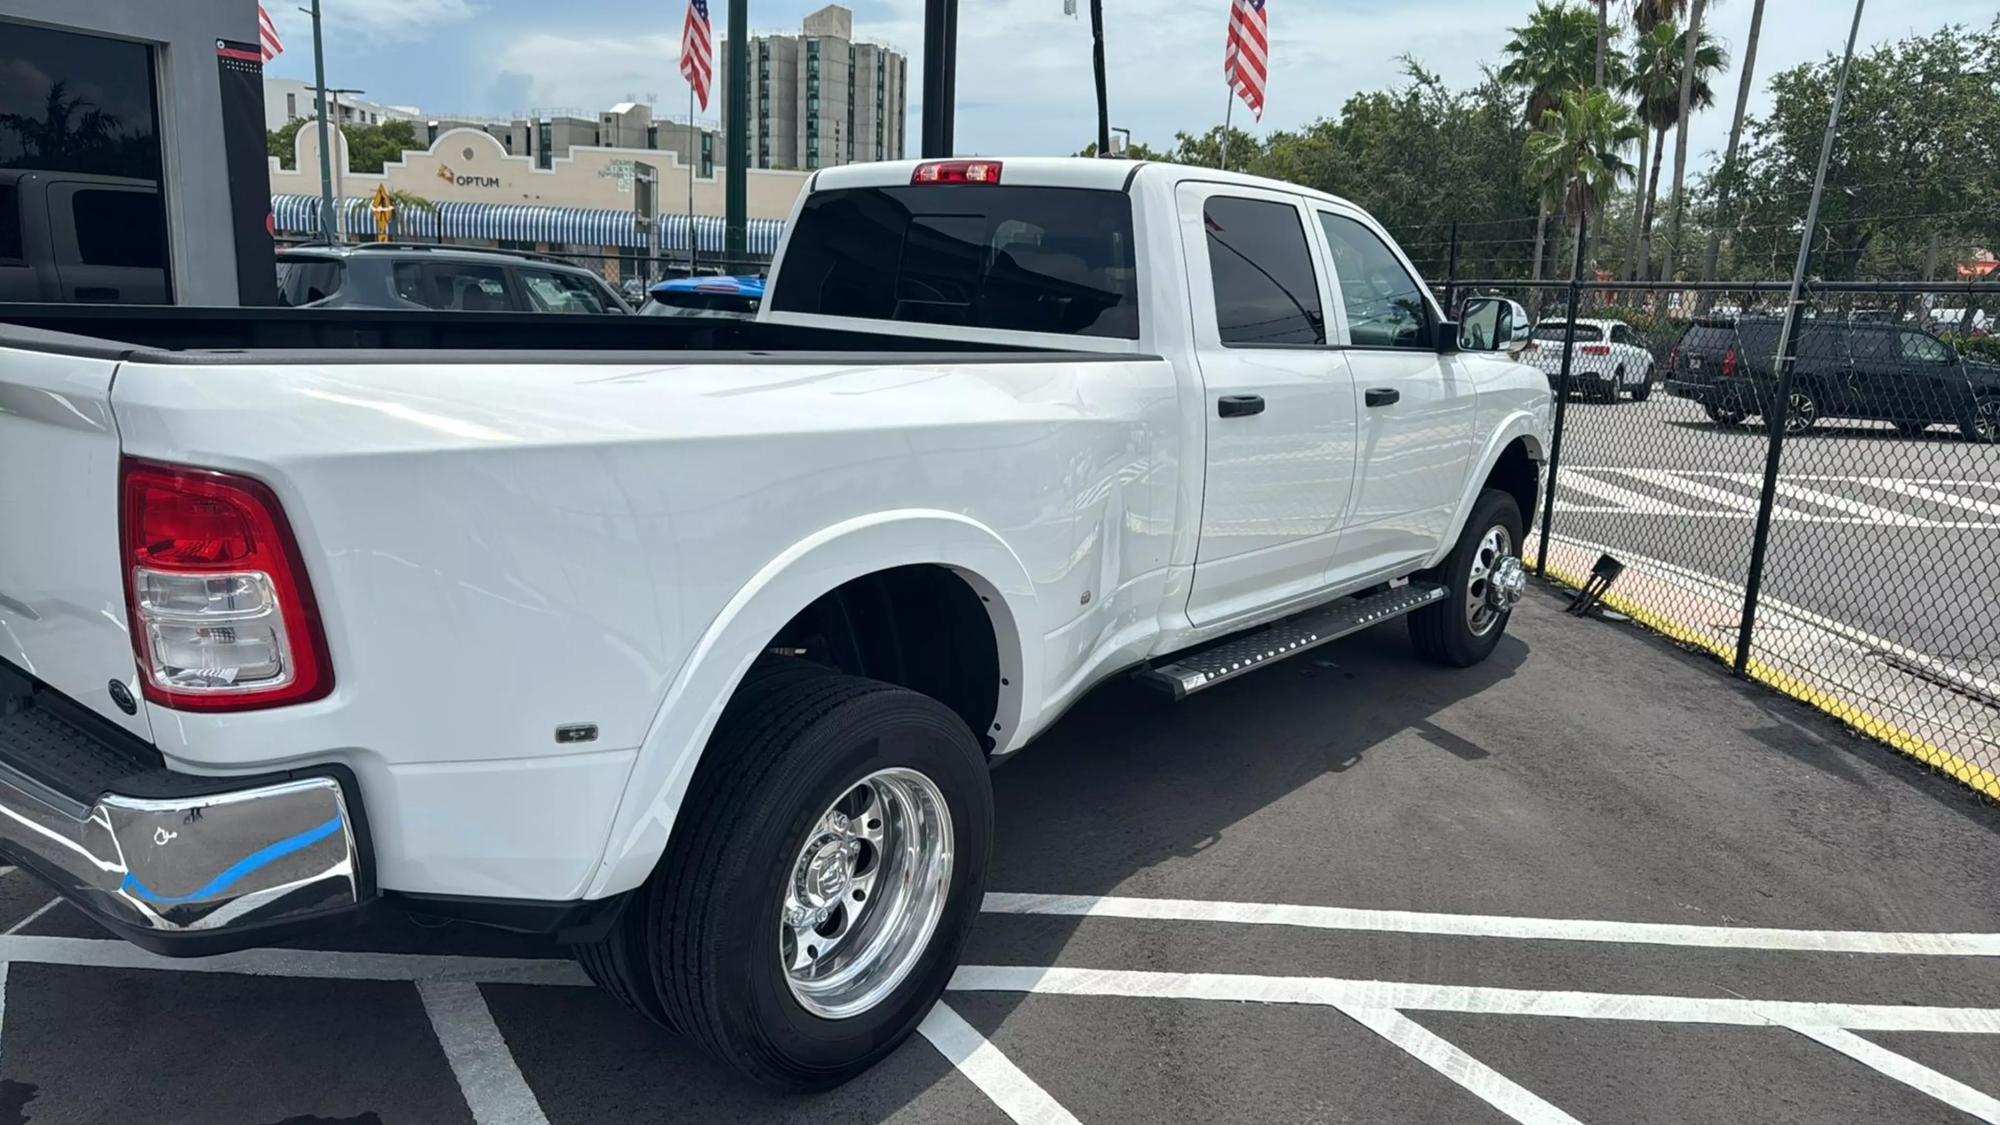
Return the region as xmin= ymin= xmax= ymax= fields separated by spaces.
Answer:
xmin=272 ymin=194 xmax=782 ymax=254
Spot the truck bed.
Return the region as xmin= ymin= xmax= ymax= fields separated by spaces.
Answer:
xmin=0 ymin=303 xmax=1085 ymax=361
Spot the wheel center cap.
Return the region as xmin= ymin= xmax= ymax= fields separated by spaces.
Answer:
xmin=1488 ymin=555 xmax=1527 ymax=609
xmin=800 ymin=839 xmax=856 ymax=909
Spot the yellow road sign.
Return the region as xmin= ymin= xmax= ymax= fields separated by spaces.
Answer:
xmin=370 ymin=184 xmax=394 ymax=242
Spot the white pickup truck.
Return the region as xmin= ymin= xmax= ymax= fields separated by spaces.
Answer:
xmin=0 ymin=158 xmax=1546 ymax=1088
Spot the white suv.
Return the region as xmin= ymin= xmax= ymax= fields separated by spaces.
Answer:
xmin=1527 ymin=317 xmax=1655 ymax=402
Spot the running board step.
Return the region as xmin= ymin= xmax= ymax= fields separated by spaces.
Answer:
xmin=1135 ymin=582 xmax=1449 ymax=700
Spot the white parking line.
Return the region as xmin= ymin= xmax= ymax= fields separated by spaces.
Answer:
xmin=419 ymin=980 xmax=553 ymax=1125
xmin=1873 ymin=479 xmax=2000 ymax=518
xmin=1783 ymin=1023 xmax=2000 ymax=1124
xmin=982 ymin=894 xmax=2000 ymax=956
xmin=1337 ymin=1004 xmax=1584 ymax=1125
xmin=3 ymin=899 xmax=59 ymax=937
xmin=917 ymin=1001 xmax=1081 ymax=1125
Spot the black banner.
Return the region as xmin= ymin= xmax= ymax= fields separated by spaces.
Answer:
xmin=215 ymin=39 xmax=277 ymax=306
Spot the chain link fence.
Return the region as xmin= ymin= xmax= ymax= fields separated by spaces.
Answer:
xmin=1435 ymin=273 xmax=2000 ymax=802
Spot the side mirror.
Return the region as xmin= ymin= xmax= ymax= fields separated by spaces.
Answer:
xmin=1457 ymin=297 xmax=1532 ymax=355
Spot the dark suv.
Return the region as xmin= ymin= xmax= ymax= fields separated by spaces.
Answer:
xmin=275 ymin=244 xmax=631 ymax=314
xmin=1666 ymin=316 xmax=2000 ymax=442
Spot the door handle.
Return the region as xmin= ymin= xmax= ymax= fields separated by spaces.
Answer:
xmin=1365 ymin=387 xmax=1401 ymax=407
xmin=1217 ymin=394 xmax=1265 ymax=418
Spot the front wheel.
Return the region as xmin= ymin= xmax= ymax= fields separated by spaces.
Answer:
xmin=1705 ymin=403 xmax=1747 ymax=426
xmin=1962 ymin=398 xmax=2000 ymax=444
xmin=1409 ymin=489 xmax=1526 ymax=667
xmin=1783 ymin=388 xmax=1819 ymax=435
xmin=577 ymin=661 xmax=993 ymax=1090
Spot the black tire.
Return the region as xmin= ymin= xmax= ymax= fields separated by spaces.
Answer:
xmin=578 ymin=660 xmax=993 ymax=1090
xmin=1409 ymin=489 xmax=1525 ymax=668
xmin=1783 ymin=388 xmax=1819 ymax=435
xmin=1630 ymin=372 xmax=1653 ymax=402
xmin=1961 ymin=398 xmax=2000 ymax=444
xmin=1705 ymin=403 xmax=1746 ymax=426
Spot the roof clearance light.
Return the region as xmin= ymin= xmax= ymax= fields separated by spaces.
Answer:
xmin=912 ymin=160 xmax=1003 ymax=185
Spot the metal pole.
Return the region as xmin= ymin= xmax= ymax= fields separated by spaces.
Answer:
xmin=1443 ymin=220 xmax=1460 ymax=317
xmin=308 ymin=0 xmax=335 ymax=244
xmin=1089 ymin=0 xmax=1110 ymax=158
xmin=1536 ymin=209 xmax=1587 ymax=578
xmin=724 ymin=0 xmax=748 ymax=262
xmin=688 ymin=86 xmax=697 ymax=277
xmin=920 ymin=0 xmax=958 ymax=157
xmin=329 ymin=90 xmax=344 ymax=242
xmin=1734 ymin=0 xmax=1866 ymax=676
xmin=1219 ymin=92 xmax=1233 ymax=168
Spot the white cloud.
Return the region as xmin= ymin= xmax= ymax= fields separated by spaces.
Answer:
xmin=487 ymin=33 xmax=686 ymax=116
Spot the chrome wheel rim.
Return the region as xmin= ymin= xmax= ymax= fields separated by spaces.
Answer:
xmin=1786 ymin=393 xmax=1816 ymax=433
xmin=780 ymin=767 xmax=954 ymax=1020
xmin=1464 ymin=525 xmax=1521 ymax=637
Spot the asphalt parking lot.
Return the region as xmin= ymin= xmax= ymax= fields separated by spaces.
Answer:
xmin=0 ymin=588 xmax=1996 ymax=1124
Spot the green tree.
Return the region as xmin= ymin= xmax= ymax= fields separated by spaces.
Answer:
xmin=1701 ymin=0 xmax=1766 ymax=281
xmin=0 ymin=81 xmax=154 ymax=176
xmin=1723 ymin=21 xmax=2000 ymax=281
xmin=1622 ymin=20 xmax=1724 ymax=279
xmin=265 ymin=119 xmax=422 ymax=174
xmin=1660 ymin=0 xmax=1718 ymax=280
xmin=1500 ymin=2 xmax=1615 ymax=124
xmin=1526 ymin=87 xmax=1643 ymax=246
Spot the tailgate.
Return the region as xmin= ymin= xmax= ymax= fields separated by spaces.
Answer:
xmin=0 ymin=344 xmax=151 ymax=739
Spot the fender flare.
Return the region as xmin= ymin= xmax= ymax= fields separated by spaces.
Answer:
xmin=1427 ymin=414 xmax=1549 ymax=570
xmin=583 ymin=509 xmax=1038 ymax=899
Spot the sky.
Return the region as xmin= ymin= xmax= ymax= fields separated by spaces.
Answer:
xmin=262 ymin=0 xmax=1995 ymax=171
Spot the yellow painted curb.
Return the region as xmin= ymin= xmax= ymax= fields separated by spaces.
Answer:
xmin=1528 ymin=553 xmax=2000 ymax=802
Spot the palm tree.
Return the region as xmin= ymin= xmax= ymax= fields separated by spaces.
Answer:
xmin=1660 ymin=0 xmax=1719 ymax=281
xmin=1501 ymin=3 xmax=1627 ymax=282
xmin=1621 ymin=20 xmax=1724 ymax=280
xmin=1701 ymin=0 xmax=1766 ymax=281
xmin=0 ymin=81 xmax=120 ymax=169
xmin=1526 ymin=88 xmax=1644 ymax=274
xmin=1631 ymin=0 xmax=1684 ymax=34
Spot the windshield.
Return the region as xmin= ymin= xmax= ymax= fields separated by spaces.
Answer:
xmin=771 ymin=184 xmax=1140 ymax=338
xmin=1532 ymin=323 xmax=1603 ymax=342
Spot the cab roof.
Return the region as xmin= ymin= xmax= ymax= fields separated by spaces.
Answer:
xmin=810 ymin=156 xmax=1364 ymax=211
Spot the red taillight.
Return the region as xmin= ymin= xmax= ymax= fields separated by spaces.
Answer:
xmin=1722 ymin=349 xmax=1739 ymax=378
xmin=912 ymin=160 xmax=1002 ymax=185
xmin=1581 ymin=344 xmax=1612 ymax=357
xmin=120 ymin=458 xmax=332 ymax=711
xmin=1669 ymin=345 xmax=1680 ymax=370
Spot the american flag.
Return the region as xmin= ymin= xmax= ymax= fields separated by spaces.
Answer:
xmin=1224 ymin=0 xmax=1267 ymax=120
xmin=681 ymin=0 xmax=713 ymax=112
xmin=257 ymin=4 xmax=285 ymax=64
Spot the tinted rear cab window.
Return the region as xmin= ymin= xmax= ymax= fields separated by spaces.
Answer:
xmin=1533 ymin=323 xmax=1603 ymax=342
xmin=771 ymin=185 xmax=1139 ymax=339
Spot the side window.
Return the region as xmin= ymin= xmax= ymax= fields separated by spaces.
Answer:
xmin=1316 ymin=213 xmax=1430 ymax=349
xmin=520 ymin=269 xmax=610 ymax=314
xmin=1612 ymin=324 xmax=1638 ymax=347
xmin=1202 ymin=196 xmax=1324 ymax=346
xmin=276 ymin=260 xmax=342 ymax=305
xmin=0 ymin=184 xmax=21 ymax=264
xmin=1849 ymin=328 xmax=1894 ymax=361
xmin=72 ymin=189 xmax=168 ymax=269
xmin=422 ymin=263 xmax=513 ymax=311
xmin=1899 ymin=331 xmax=1951 ymax=365
xmin=393 ymin=261 xmax=428 ymax=305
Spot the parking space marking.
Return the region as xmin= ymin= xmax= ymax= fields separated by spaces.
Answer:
xmin=420 ymin=980 xmax=552 ymax=1125
xmin=1336 ymin=1004 xmax=1583 ymax=1125
xmin=917 ymin=1001 xmax=1081 ymax=1125
xmin=1782 ymin=1023 xmax=2000 ymax=1124
xmin=1553 ymin=468 xmax=2000 ymax=527
xmin=3 ymin=899 xmax=58 ymax=937
xmin=0 ymin=933 xmax=589 ymax=985
xmin=947 ymin=966 xmax=2000 ymax=1034
xmin=983 ymin=894 xmax=2000 ymax=956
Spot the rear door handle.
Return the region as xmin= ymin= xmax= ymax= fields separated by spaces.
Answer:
xmin=1365 ymin=387 xmax=1401 ymax=408
xmin=1218 ymin=394 xmax=1265 ymax=418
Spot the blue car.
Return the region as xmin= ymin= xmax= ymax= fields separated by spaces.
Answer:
xmin=641 ymin=275 xmax=765 ymax=319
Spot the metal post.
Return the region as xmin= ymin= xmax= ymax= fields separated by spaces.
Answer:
xmin=1443 ymin=220 xmax=1460 ymax=317
xmin=724 ymin=0 xmax=748 ymax=261
xmin=920 ymin=0 xmax=958 ymax=156
xmin=1089 ymin=0 xmax=1110 ymax=159
xmin=329 ymin=90 xmax=344 ymax=240
xmin=307 ymin=0 xmax=335 ymax=244
xmin=1536 ymin=210 xmax=1588 ymax=578
xmin=1734 ymin=0 xmax=1866 ymax=675
xmin=1219 ymin=92 xmax=1233 ymax=168
xmin=687 ymin=87 xmax=698 ymax=277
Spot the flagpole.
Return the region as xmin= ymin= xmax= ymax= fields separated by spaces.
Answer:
xmin=688 ymin=85 xmax=697 ymax=277
xmin=1219 ymin=86 xmax=1233 ymax=168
